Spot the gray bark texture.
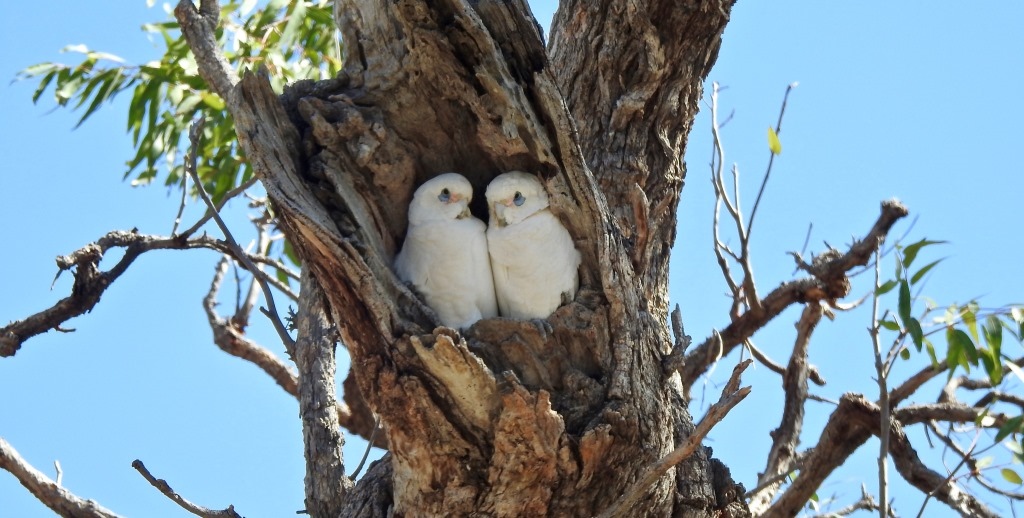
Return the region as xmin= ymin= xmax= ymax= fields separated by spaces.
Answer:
xmin=179 ymin=0 xmax=744 ymax=516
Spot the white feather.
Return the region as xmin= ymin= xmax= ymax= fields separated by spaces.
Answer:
xmin=485 ymin=171 xmax=581 ymax=319
xmin=394 ymin=173 xmax=498 ymax=329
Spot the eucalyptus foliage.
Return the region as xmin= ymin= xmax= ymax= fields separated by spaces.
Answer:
xmin=17 ymin=0 xmax=339 ymax=202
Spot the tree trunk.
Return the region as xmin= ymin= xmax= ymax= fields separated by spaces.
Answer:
xmin=180 ymin=0 xmax=742 ymax=515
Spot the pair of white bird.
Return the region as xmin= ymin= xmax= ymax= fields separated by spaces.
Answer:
xmin=394 ymin=171 xmax=581 ymax=329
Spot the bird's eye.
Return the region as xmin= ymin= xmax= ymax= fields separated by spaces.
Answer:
xmin=513 ymin=191 xmax=525 ymax=206
xmin=438 ymin=188 xmax=451 ymax=202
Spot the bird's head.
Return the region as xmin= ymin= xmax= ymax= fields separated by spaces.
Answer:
xmin=407 ymin=172 xmax=474 ymax=225
xmin=485 ymin=171 xmax=549 ymax=228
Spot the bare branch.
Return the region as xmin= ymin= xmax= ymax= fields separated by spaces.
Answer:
xmin=131 ymin=460 xmax=242 ymax=518
xmin=182 ymin=118 xmax=296 ymax=354
xmin=0 ymin=230 xmax=292 ymax=357
xmin=0 ymin=437 xmax=122 ymax=518
xmin=892 ymin=356 xmax=1024 ymax=407
xmin=681 ymin=199 xmax=909 ymax=392
xmin=809 ymin=484 xmax=892 ymax=518
xmin=173 ymin=0 xmax=237 ymax=99
xmin=888 ymin=423 xmax=1000 ymax=518
xmin=744 ymin=450 xmax=810 ymax=499
xmin=749 ymin=302 xmax=823 ymax=514
xmin=747 ymin=82 xmax=797 ymax=236
xmin=204 ymin=257 xmax=298 ymax=394
xmin=203 ymin=257 xmax=381 ymax=445
xmin=870 ymin=247 xmax=891 ymax=518
xmin=598 ymin=360 xmax=752 ymax=518
xmin=295 ymin=266 xmax=353 ymax=514
xmin=764 ymin=394 xmax=1001 ymax=518
xmin=896 ymin=402 xmax=1009 ymax=428
xmin=661 ymin=304 xmax=691 ymax=374
xmin=177 ymin=178 xmax=260 ymax=239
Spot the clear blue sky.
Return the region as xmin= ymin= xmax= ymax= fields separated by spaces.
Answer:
xmin=2 ymin=2 xmax=1022 ymax=516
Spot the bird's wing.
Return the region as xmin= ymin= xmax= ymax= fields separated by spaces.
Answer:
xmin=487 ymin=209 xmax=580 ymax=319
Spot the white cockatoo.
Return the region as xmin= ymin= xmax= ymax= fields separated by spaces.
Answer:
xmin=485 ymin=171 xmax=581 ymax=319
xmin=394 ymin=173 xmax=498 ymax=329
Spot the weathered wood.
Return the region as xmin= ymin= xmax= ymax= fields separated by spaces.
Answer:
xmin=180 ymin=0 xmax=745 ymax=515
xmin=295 ymin=268 xmax=353 ymax=515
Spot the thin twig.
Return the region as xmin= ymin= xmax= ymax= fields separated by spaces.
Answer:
xmin=681 ymin=199 xmax=909 ymax=392
xmin=172 ymin=165 xmax=191 ymax=236
xmin=744 ymin=451 xmax=810 ymax=499
xmin=0 ymin=229 xmax=295 ymax=358
xmin=184 ymin=117 xmax=296 ymax=354
xmin=747 ymin=82 xmax=797 ymax=236
xmin=178 ymin=177 xmax=260 ymax=239
xmin=0 ymin=437 xmax=122 ymax=518
xmin=131 ymin=459 xmax=242 ymax=518
xmin=598 ymin=360 xmax=752 ymax=518
xmin=749 ymin=303 xmax=823 ymax=514
xmin=870 ymin=247 xmax=891 ymax=518
xmin=350 ymin=415 xmax=381 ymax=480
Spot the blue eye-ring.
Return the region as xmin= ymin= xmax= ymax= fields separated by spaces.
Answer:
xmin=513 ymin=191 xmax=525 ymax=206
xmin=438 ymin=188 xmax=451 ymax=202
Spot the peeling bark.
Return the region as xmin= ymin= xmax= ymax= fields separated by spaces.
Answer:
xmin=178 ymin=0 xmax=743 ymax=515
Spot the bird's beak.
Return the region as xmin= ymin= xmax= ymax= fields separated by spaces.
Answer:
xmin=491 ymin=203 xmax=508 ymax=227
xmin=457 ymin=206 xmax=471 ymax=219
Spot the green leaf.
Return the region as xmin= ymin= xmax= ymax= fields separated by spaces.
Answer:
xmin=907 ymin=317 xmax=924 ymax=351
xmin=996 ymin=415 xmax=1024 ymax=443
xmin=947 ymin=328 xmax=979 ymax=374
xmin=959 ymin=329 xmax=979 ymax=364
xmin=767 ymin=127 xmax=782 ymax=155
xmin=31 ymin=69 xmax=59 ymax=103
xmin=980 ymin=349 xmax=1001 ymax=385
xmin=910 ymin=259 xmax=943 ymax=286
xmin=1003 ymin=468 xmax=1024 ymax=485
xmin=902 ymin=239 xmax=946 ymax=269
xmin=898 ymin=280 xmax=911 ymax=324
xmin=925 ymin=338 xmax=939 ymax=366
xmin=17 ymin=62 xmax=61 ymax=78
xmin=900 ymin=347 xmax=911 ymax=360
xmin=984 ymin=315 xmax=1003 ymax=356
xmin=280 ymin=1 xmax=307 ymax=48
xmin=880 ymin=319 xmax=901 ymax=332
xmin=876 ymin=279 xmax=898 ymax=295
xmin=200 ymin=91 xmax=225 ymax=111
xmin=963 ymin=304 xmax=979 ymax=344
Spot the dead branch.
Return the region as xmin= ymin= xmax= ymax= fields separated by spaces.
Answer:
xmin=896 ymin=403 xmax=1009 ymax=428
xmin=891 ymin=355 xmax=1024 ymax=407
xmin=598 ymin=360 xmax=752 ymax=518
xmin=763 ymin=394 xmax=1001 ymax=518
xmin=131 ymin=460 xmax=242 ymax=518
xmin=661 ymin=304 xmax=691 ymax=374
xmin=0 ymin=230 xmax=293 ymax=358
xmin=809 ymin=484 xmax=892 ymax=517
xmin=204 ymin=257 xmax=299 ymax=394
xmin=295 ymin=266 xmax=353 ymax=514
xmin=183 ymin=118 xmax=296 ymax=354
xmin=887 ymin=420 xmax=1000 ymax=518
xmin=0 ymin=437 xmax=122 ymax=518
xmin=744 ymin=338 xmax=827 ymax=386
xmin=749 ymin=302 xmax=824 ymax=514
xmin=681 ymin=199 xmax=909 ymax=392
xmin=203 ymin=257 xmax=381 ymax=445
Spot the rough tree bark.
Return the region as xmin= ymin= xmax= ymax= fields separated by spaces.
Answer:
xmin=177 ymin=0 xmax=742 ymax=516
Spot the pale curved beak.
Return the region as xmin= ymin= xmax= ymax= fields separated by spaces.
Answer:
xmin=492 ymin=202 xmax=508 ymax=227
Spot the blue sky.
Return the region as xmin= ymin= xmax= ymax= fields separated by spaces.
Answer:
xmin=2 ymin=2 xmax=1022 ymax=516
